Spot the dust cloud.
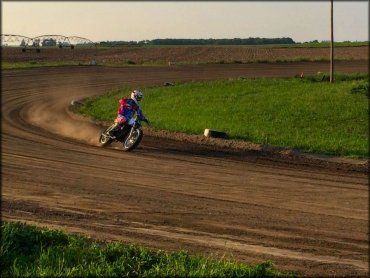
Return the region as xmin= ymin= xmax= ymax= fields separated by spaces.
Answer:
xmin=24 ymin=88 xmax=107 ymax=146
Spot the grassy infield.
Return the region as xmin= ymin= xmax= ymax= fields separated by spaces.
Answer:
xmin=80 ymin=74 xmax=368 ymax=158
xmin=2 ymin=45 xmax=368 ymax=276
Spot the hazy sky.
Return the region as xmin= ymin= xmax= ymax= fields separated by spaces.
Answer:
xmin=2 ymin=1 xmax=369 ymax=43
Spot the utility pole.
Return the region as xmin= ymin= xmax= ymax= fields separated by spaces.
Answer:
xmin=330 ymin=0 xmax=334 ymax=83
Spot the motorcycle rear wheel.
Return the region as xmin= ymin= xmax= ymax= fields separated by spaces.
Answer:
xmin=122 ymin=129 xmax=143 ymax=151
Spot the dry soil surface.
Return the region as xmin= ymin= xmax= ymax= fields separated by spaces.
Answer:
xmin=2 ymin=45 xmax=369 ymax=64
xmin=2 ymin=62 xmax=369 ymax=277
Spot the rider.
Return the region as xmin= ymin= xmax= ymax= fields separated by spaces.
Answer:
xmin=108 ymin=89 xmax=149 ymax=138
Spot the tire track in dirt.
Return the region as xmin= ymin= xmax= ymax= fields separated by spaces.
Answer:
xmin=2 ymin=62 xmax=368 ymax=276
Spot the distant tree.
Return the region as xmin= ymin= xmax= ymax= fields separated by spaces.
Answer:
xmin=97 ymin=37 xmax=296 ymax=47
xmin=150 ymin=37 xmax=295 ymax=45
xmin=42 ymin=38 xmax=57 ymax=47
xmin=33 ymin=39 xmax=40 ymax=47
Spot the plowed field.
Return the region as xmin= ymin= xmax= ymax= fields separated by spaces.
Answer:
xmin=2 ymin=45 xmax=368 ymax=64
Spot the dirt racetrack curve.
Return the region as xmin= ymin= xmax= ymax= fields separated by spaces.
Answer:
xmin=2 ymin=61 xmax=369 ymax=276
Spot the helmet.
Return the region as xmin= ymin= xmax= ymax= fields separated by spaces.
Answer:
xmin=131 ymin=89 xmax=143 ymax=104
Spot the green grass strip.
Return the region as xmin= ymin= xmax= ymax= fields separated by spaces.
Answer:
xmin=77 ymin=73 xmax=369 ymax=158
xmin=1 ymin=221 xmax=286 ymax=277
xmin=1 ymin=61 xmax=82 ymax=70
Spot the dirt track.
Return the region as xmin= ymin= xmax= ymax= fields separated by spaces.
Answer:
xmin=2 ymin=61 xmax=369 ymax=276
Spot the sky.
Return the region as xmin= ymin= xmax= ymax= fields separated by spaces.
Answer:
xmin=2 ymin=1 xmax=369 ymax=43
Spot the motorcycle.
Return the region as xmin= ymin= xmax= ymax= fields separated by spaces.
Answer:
xmin=99 ymin=114 xmax=148 ymax=152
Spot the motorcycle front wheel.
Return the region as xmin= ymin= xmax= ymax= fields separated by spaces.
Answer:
xmin=122 ymin=128 xmax=143 ymax=151
xmin=99 ymin=132 xmax=112 ymax=146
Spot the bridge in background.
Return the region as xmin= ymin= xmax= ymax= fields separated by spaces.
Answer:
xmin=1 ymin=34 xmax=95 ymax=50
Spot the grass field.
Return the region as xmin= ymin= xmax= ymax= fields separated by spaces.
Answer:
xmin=1 ymin=221 xmax=284 ymax=277
xmin=77 ymin=74 xmax=369 ymax=158
xmin=1 ymin=61 xmax=161 ymax=70
xmin=1 ymin=61 xmax=81 ymax=69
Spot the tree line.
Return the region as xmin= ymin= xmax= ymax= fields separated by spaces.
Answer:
xmin=98 ymin=37 xmax=295 ymax=47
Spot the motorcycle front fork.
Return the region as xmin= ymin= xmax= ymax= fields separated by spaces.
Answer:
xmin=126 ymin=125 xmax=136 ymax=139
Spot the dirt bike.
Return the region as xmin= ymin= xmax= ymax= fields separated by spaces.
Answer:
xmin=99 ymin=114 xmax=148 ymax=152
